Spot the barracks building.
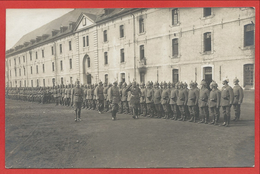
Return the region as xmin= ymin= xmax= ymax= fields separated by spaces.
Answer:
xmin=5 ymin=8 xmax=255 ymax=89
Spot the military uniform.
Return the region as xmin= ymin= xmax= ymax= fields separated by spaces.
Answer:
xmin=96 ymin=83 xmax=104 ymax=113
xmin=170 ymin=83 xmax=178 ymax=120
xmin=103 ymin=84 xmax=109 ymax=112
xmin=220 ymin=81 xmax=234 ymax=126
xmin=109 ymin=82 xmax=120 ymax=120
xmin=72 ymin=82 xmax=84 ymax=121
xmin=187 ymin=82 xmax=199 ymax=122
xmin=140 ymin=84 xmax=147 ymax=116
xmin=198 ymin=83 xmax=210 ymax=124
xmin=146 ymin=82 xmax=154 ymax=117
xmin=126 ymin=82 xmax=141 ymax=119
xmin=153 ymin=84 xmax=162 ymax=118
xmin=177 ymin=83 xmax=188 ymax=121
xmin=208 ymin=83 xmax=221 ymax=125
xmin=232 ymin=80 xmax=243 ymax=121
xmin=161 ymin=83 xmax=170 ymax=119
xmin=121 ymin=83 xmax=129 ymax=114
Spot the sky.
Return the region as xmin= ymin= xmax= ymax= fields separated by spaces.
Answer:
xmin=6 ymin=9 xmax=74 ymax=50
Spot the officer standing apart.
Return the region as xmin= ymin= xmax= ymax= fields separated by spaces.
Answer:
xmin=109 ymin=81 xmax=120 ymax=120
xmin=220 ymin=78 xmax=234 ymax=127
xmin=232 ymin=77 xmax=244 ymax=121
xmin=72 ymin=80 xmax=84 ymax=122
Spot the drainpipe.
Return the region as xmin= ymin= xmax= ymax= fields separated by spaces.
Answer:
xmin=131 ymin=13 xmax=136 ymax=80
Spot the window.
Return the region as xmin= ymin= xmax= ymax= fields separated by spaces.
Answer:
xmin=244 ymin=24 xmax=254 ymax=47
xmin=36 ymin=52 xmax=38 ymax=59
xmin=24 ymin=80 xmax=26 ymax=87
xmin=203 ymin=8 xmax=211 ymax=17
xmin=52 ymin=62 xmax=55 ymax=71
xmin=14 ymin=58 xmax=16 ymax=66
xmin=104 ymin=52 xmax=108 ymax=64
xmin=139 ymin=18 xmax=144 ymax=33
xmin=86 ymin=36 xmax=89 ymax=46
xmin=104 ymin=30 xmax=107 ymax=42
xmin=204 ymin=32 xmax=211 ymax=52
xmin=23 ymin=56 xmax=25 ymax=62
xmin=19 ymin=57 xmax=20 ymax=64
xmin=244 ymin=64 xmax=254 ymax=86
xmin=36 ymin=65 xmax=38 ymax=74
xmin=31 ymin=66 xmax=33 ymax=74
xmin=10 ymin=70 xmax=11 ymax=77
xmin=30 ymin=52 xmax=32 ymax=61
xmin=140 ymin=72 xmax=145 ymax=83
xmin=120 ymin=49 xmax=125 ymax=63
xmin=51 ymin=46 xmax=54 ymax=55
xmin=172 ymin=9 xmax=178 ymax=25
xmin=42 ymin=64 xmax=45 ymax=73
xmin=9 ymin=60 xmax=11 ymax=67
xmin=120 ymin=25 xmax=124 ymax=38
xmin=42 ymin=50 xmax=44 ymax=58
xmin=70 ymin=59 xmax=72 ymax=69
xmin=19 ymin=68 xmax=21 ymax=76
xmin=15 ymin=68 xmax=17 ymax=76
xmin=20 ymin=81 xmax=21 ymax=87
xmin=37 ymin=79 xmax=39 ymax=87
xmin=121 ymin=73 xmax=125 ymax=83
xmin=60 ymin=60 xmax=63 ymax=71
xmin=43 ymin=79 xmax=45 ymax=87
xmin=24 ymin=67 xmax=26 ymax=75
xmin=87 ymin=58 xmax=90 ymax=67
xmin=83 ymin=37 xmax=86 ymax=47
xmin=172 ymin=38 xmax=178 ymax=56
xmin=172 ymin=69 xmax=179 ymax=84
xmin=87 ymin=74 xmax=91 ymax=84
xmin=60 ymin=44 xmax=62 ymax=54
xmin=69 ymin=41 xmax=72 ymax=51
xmin=105 ymin=74 xmax=108 ymax=84
xmin=70 ymin=77 xmax=73 ymax=84
xmin=52 ymin=78 xmax=55 ymax=87
xmin=140 ymin=45 xmax=145 ymax=60
xmin=61 ymin=77 xmax=64 ymax=85
xmin=31 ymin=80 xmax=33 ymax=87
xmin=82 ymin=17 xmax=86 ymax=26
xmin=204 ymin=67 xmax=212 ymax=89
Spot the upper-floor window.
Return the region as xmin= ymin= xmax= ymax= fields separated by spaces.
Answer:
xmin=60 ymin=60 xmax=63 ymax=71
xmin=83 ymin=36 xmax=86 ymax=47
xmin=86 ymin=36 xmax=89 ymax=46
xmin=30 ymin=52 xmax=32 ymax=61
xmin=24 ymin=67 xmax=26 ymax=75
xmin=172 ymin=9 xmax=178 ymax=25
xmin=9 ymin=60 xmax=11 ymax=67
xmin=31 ymin=66 xmax=33 ymax=74
xmin=140 ymin=45 xmax=145 ymax=59
xmin=10 ymin=70 xmax=11 ymax=77
xmin=23 ymin=56 xmax=25 ymax=62
xmin=14 ymin=58 xmax=16 ymax=66
xmin=104 ymin=52 xmax=108 ymax=64
xmin=42 ymin=64 xmax=45 ymax=73
xmin=120 ymin=49 xmax=125 ymax=63
xmin=60 ymin=44 xmax=62 ymax=54
xmin=244 ymin=24 xmax=254 ymax=47
xmin=172 ymin=38 xmax=178 ymax=56
xmin=204 ymin=32 xmax=211 ymax=52
xmin=19 ymin=68 xmax=21 ymax=76
xmin=52 ymin=62 xmax=55 ymax=71
xmin=15 ymin=68 xmax=17 ymax=76
xmin=203 ymin=8 xmax=211 ymax=17
xmin=36 ymin=65 xmax=38 ymax=74
xmin=42 ymin=50 xmax=44 ymax=58
xmin=70 ymin=59 xmax=72 ymax=69
xmin=120 ymin=25 xmax=124 ymax=38
xmin=19 ymin=57 xmax=20 ymax=64
xmin=139 ymin=18 xmax=144 ymax=33
xmin=104 ymin=30 xmax=107 ymax=42
xmin=69 ymin=41 xmax=72 ymax=51
xmin=36 ymin=52 xmax=38 ymax=59
xmin=51 ymin=46 xmax=54 ymax=55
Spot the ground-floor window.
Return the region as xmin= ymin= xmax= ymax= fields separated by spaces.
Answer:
xmin=140 ymin=72 xmax=145 ymax=84
xmin=87 ymin=74 xmax=91 ymax=84
xmin=105 ymin=74 xmax=108 ymax=84
xmin=203 ymin=67 xmax=212 ymax=89
xmin=172 ymin=69 xmax=179 ymax=84
xmin=52 ymin=78 xmax=55 ymax=87
xmin=121 ymin=73 xmax=125 ymax=83
xmin=244 ymin=64 xmax=254 ymax=87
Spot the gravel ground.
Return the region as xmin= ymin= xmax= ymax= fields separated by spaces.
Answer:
xmin=5 ymin=98 xmax=255 ymax=168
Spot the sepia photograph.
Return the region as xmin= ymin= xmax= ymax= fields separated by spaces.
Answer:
xmin=4 ymin=6 xmax=256 ymax=169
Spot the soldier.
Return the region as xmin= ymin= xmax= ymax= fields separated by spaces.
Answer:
xmin=198 ymin=80 xmax=210 ymax=124
xmin=91 ymin=84 xmax=96 ymax=110
xmin=103 ymin=83 xmax=109 ymax=112
xmin=170 ymin=82 xmax=178 ymax=120
xmin=93 ymin=83 xmax=98 ymax=110
xmin=208 ymin=81 xmax=221 ymax=125
xmin=126 ymin=81 xmax=142 ymax=119
xmin=187 ymin=81 xmax=199 ymax=122
xmin=220 ymin=78 xmax=234 ymax=127
xmin=153 ymin=82 xmax=162 ymax=118
xmin=107 ymin=83 xmax=113 ymax=112
xmin=232 ymin=77 xmax=244 ymax=121
xmin=121 ymin=82 xmax=129 ymax=114
xmin=183 ymin=82 xmax=190 ymax=120
xmin=70 ymin=84 xmax=74 ymax=107
xmin=86 ymin=84 xmax=92 ymax=109
xmin=109 ymin=81 xmax=120 ymax=120
xmin=146 ymin=81 xmax=154 ymax=117
xmin=118 ymin=82 xmax=123 ymax=114
xmin=161 ymin=82 xmax=170 ymax=119
xmin=72 ymin=80 xmax=84 ymax=122
xmin=177 ymin=82 xmax=188 ymax=121
xmin=83 ymin=85 xmax=88 ymax=109
xmin=140 ymin=82 xmax=147 ymax=116
xmin=127 ymin=85 xmax=133 ymax=115
xmin=96 ymin=81 xmax=104 ymax=113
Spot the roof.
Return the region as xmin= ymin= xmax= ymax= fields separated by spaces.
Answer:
xmin=12 ymin=8 xmax=104 ymax=49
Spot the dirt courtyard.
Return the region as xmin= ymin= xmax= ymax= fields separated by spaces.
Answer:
xmin=5 ymin=95 xmax=255 ymax=168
